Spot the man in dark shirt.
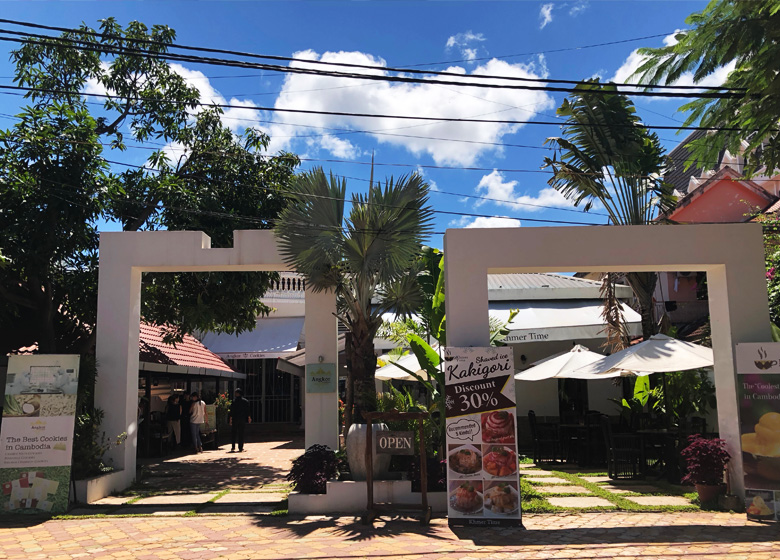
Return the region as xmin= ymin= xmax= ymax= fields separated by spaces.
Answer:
xmin=228 ymin=389 xmax=251 ymax=452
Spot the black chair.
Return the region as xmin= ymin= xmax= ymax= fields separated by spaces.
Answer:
xmin=600 ymin=415 xmax=642 ymax=479
xmin=576 ymin=411 xmax=605 ymax=467
xmin=528 ymin=410 xmax=561 ymax=464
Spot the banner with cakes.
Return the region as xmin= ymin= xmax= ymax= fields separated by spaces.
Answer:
xmin=0 ymin=355 xmax=80 ymax=514
xmin=443 ymin=346 xmax=521 ymax=527
xmin=735 ymin=343 xmax=780 ymax=522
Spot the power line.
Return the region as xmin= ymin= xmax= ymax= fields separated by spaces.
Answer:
xmin=404 ymin=33 xmax=680 ymax=67
xmin=0 ymin=31 xmax=746 ymax=100
xmin=0 ymin=19 xmax=745 ymax=93
xmin=0 ymin=84 xmax=758 ymax=133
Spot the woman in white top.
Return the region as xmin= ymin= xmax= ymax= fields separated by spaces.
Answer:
xmin=189 ymin=392 xmax=208 ymax=453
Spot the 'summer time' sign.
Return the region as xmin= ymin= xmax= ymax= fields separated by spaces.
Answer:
xmin=1 ymin=355 xmax=80 ymax=514
xmin=375 ymin=431 xmax=414 ymax=455
xmin=306 ymin=363 xmax=336 ymax=393
xmin=444 ymin=347 xmax=522 ymax=527
xmin=736 ymin=343 xmax=780 ymax=522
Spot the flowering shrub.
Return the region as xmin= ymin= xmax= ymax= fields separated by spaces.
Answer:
xmin=287 ymin=444 xmax=339 ymax=494
xmin=214 ymin=392 xmax=231 ymax=414
xmin=680 ymin=435 xmax=730 ymax=486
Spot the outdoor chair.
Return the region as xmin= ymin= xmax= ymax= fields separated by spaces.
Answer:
xmin=576 ymin=411 xmax=605 ymax=467
xmin=600 ymin=415 xmax=642 ymax=479
xmin=528 ymin=410 xmax=561 ymax=464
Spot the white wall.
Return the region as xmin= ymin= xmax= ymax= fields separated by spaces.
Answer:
xmin=444 ymin=224 xmax=772 ymax=497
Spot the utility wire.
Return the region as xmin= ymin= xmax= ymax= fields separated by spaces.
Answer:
xmin=0 ymin=84 xmax=758 ymax=133
xmin=0 ymin=20 xmax=745 ymax=93
xmin=0 ymin=31 xmax=747 ymax=99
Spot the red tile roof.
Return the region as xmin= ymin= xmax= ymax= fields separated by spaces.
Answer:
xmin=139 ymin=323 xmax=235 ymax=372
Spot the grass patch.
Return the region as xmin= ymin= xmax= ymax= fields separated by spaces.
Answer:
xmin=549 ymin=470 xmax=699 ymax=512
xmin=208 ymin=490 xmax=230 ymax=503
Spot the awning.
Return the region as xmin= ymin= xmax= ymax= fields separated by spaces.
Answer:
xmin=200 ymin=317 xmax=304 ymax=360
xmin=490 ymin=300 xmax=641 ymax=344
xmin=139 ymin=361 xmax=246 ymax=380
xmin=276 ymin=334 xmax=347 ymax=377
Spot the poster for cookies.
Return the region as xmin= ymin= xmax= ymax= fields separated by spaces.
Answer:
xmin=736 ymin=343 xmax=780 ymax=522
xmin=444 ymin=346 xmax=522 ymax=527
xmin=0 ymin=354 xmax=79 ymax=515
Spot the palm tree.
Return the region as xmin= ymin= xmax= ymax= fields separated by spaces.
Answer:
xmin=274 ymin=167 xmax=434 ymax=428
xmin=543 ymin=80 xmax=676 ymax=339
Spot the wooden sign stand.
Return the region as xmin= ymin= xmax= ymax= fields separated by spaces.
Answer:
xmin=362 ymin=410 xmax=432 ymax=526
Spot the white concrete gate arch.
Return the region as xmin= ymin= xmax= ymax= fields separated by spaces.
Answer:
xmin=443 ymin=223 xmax=771 ymax=497
xmin=95 ymin=230 xmax=338 ymax=489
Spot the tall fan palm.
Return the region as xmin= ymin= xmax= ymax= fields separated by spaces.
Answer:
xmin=274 ymin=167 xmax=434 ymax=426
xmin=543 ymin=80 xmax=676 ymax=339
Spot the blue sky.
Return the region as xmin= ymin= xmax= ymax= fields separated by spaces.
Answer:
xmin=0 ymin=1 xmax=712 ymax=248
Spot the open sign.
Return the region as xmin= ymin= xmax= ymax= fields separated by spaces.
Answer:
xmin=375 ymin=431 xmax=414 ymax=455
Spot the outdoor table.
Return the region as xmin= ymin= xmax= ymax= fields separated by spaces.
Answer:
xmin=637 ymin=429 xmax=679 ymax=479
xmin=558 ymin=423 xmax=583 ymax=463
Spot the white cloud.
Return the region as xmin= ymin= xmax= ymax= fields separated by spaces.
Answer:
xmin=445 ymin=31 xmax=487 ymax=62
xmin=265 ymin=50 xmax=555 ymax=165
xmin=474 ymin=170 xmax=574 ymax=212
xmin=415 ymin=166 xmax=439 ymax=191
xmin=453 ymin=216 xmax=522 ymax=228
xmin=569 ymin=1 xmax=589 ymax=16
xmin=315 ymin=135 xmax=362 ymax=159
xmin=539 ymin=4 xmax=554 ymax=29
xmin=611 ymin=31 xmax=737 ymax=95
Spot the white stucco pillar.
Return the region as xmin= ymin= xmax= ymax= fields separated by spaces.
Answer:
xmin=95 ymin=235 xmax=142 ymax=489
xmin=706 ymin=235 xmax=771 ymax=496
xmin=304 ymin=288 xmax=339 ymax=450
xmin=443 ymin=234 xmax=490 ymax=347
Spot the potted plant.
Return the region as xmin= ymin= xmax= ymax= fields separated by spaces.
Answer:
xmin=680 ymin=435 xmax=730 ymax=504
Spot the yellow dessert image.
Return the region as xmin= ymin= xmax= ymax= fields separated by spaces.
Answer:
xmin=741 ymin=412 xmax=780 ymax=456
xmin=746 ymin=495 xmax=773 ymax=517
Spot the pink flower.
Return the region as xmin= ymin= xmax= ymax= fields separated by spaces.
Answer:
xmin=768 ymin=267 xmax=776 ymax=280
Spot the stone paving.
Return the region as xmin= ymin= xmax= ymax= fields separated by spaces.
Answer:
xmin=2 ymin=511 xmax=779 ymax=559
xmin=133 ymin=432 xmax=304 ymax=492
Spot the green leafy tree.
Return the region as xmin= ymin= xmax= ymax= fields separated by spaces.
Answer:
xmin=274 ymin=168 xmax=433 ymax=427
xmin=0 ymin=18 xmax=298 ymax=354
xmin=542 ymin=80 xmax=676 ymax=339
xmin=635 ymin=0 xmax=780 ymax=176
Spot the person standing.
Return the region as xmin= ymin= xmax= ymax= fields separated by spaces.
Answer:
xmin=229 ymin=389 xmax=251 ymax=452
xmin=165 ymin=395 xmax=182 ymax=447
xmin=189 ymin=391 xmax=208 ymax=453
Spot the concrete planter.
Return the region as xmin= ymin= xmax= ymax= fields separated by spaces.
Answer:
xmin=346 ymin=424 xmax=391 ymax=481
xmin=289 ymin=480 xmax=447 ymax=514
xmin=71 ymin=470 xmax=127 ymax=504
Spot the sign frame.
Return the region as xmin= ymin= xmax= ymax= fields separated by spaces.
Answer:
xmin=444 ymin=346 xmax=522 ymax=528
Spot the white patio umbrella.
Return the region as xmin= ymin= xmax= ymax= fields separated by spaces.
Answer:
xmin=515 ymin=345 xmax=608 ymax=381
xmin=375 ymin=345 xmax=439 ymax=382
xmin=571 ymin=334 xmax=714 ymax=378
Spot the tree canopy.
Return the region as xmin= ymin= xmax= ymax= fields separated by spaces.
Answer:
xmin=636 ymin=0 xmax=780 ymax=176
xmin=274 ymin=168 xmax=433 ymax=423
xmin=0 ymin=18 xmax=299 ymax=355
xmin=543 ymin=80 xmax=675 ymax=339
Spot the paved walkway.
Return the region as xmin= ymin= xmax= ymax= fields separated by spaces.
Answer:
xmin=135 ymin=433 xmax=304 ymax=492
xmin=2 ymin=511 xmax=779 ymax=559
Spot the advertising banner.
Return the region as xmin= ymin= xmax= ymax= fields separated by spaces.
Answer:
xmin=1 ymin=355 xmax=80 ymax=514
xmin=735 ymin=343 xmax=780 ymax=522
xmin=444 ymin=346 xmax=522 ymax=527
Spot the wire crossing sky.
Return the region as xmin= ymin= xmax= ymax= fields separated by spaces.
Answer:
xmin=0 ymin=1 xmax=718 ymax=244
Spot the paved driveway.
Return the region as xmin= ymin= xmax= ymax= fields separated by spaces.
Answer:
xmin=2 ymin=512 xmax=778 ymax=560
xmin=136 ymin=433 xmax=304 ymax=491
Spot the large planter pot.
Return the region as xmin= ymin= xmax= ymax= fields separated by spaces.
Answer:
xmin=346 ymin=423 xmax=391 ymax=481
xmin=695 ymin=483 xmax=726 ymax=504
